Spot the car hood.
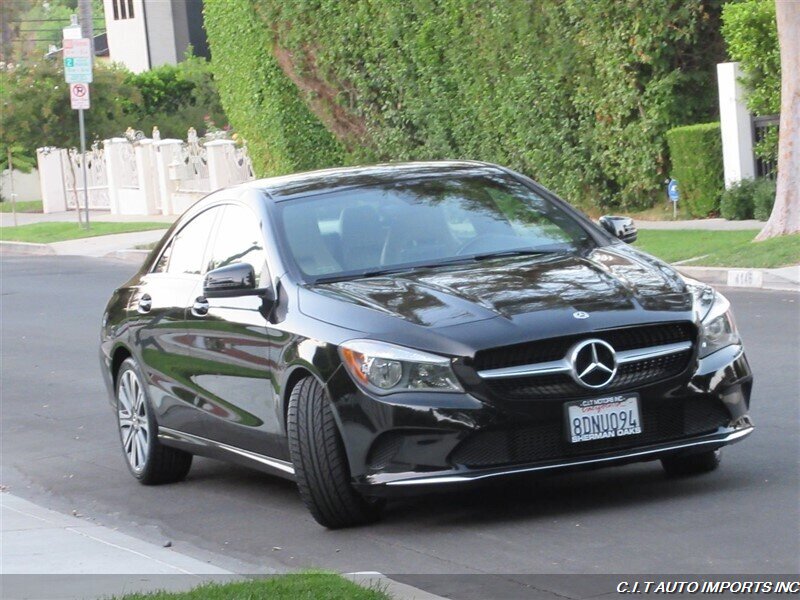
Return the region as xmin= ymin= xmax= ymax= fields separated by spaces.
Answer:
xmin=297 ymin=245 xmax=694 ymax=354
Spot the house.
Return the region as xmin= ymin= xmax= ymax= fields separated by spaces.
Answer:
xmin=45 ymin=32 xmax=110 ymax=63
xmin=103 ymin=0 xmax=208 ymax=73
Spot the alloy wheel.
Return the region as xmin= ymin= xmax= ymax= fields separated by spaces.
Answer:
xmin=117 ymin=369 xmax=149 ymax=474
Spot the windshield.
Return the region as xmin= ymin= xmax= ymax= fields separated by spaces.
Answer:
xmin=275 ymin=173 xmax=594 ymax=282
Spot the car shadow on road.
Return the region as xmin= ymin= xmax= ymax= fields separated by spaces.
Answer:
xmin=382 ymin=461 xmax=743 ymax=529
xmin=182 ymin=454 xmax=751 ymax=531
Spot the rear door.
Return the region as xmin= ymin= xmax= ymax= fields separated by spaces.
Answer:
xmin=130 ymin=206 xmax=221 ymax=437
xmin=182 ymin=203 xmax=284 ymax=458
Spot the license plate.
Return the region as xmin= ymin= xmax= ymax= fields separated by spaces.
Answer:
xmin=565 ymin=394 xmax=642 ymax=443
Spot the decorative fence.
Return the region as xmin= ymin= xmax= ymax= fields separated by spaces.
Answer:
xmin=36 ymin=128 xmax=256 ymax=215
xmin=752 ymin=114 xmax=779 ymax=180
xmin=64 ymin=144 xmax=111 ymax=209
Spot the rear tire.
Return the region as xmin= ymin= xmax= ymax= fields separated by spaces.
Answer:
xmin=661 ymin=449 xmax=721 ymax=477
xmin=116 ymin=358 xmax=193 ymax=485
xmin=287 ymin=376 xmax=383 ymax=528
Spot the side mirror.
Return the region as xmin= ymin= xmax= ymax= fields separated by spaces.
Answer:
xmin=203 ymin=263 xmax=259 ymax=298
xmin=599 ymin=215 xmax=638 ymax=244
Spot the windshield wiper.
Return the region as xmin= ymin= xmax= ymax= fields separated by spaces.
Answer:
xmin=471 ymin=248 xmax=566 ymax=261
xmin=313 ymin=250 xmax=567 ymax=284
xmin=313 ymin=257 xmax=476 ymax=284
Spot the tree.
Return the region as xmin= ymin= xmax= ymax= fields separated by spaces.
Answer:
xmin=0 ymin=61 xmax=140 ymax=157
xmin=756 ymin=0 xmax=800 ymax=240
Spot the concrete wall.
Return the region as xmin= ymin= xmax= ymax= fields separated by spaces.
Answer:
xmin=1 ymin=169 xmax=42 ymax=202
xmin=103 ymin=0 xmax=150 ymax=73
xmin=717 ymin=62 xmax=755 ymax=188
xmin=145 ymin=0 xmax=179 ymax=67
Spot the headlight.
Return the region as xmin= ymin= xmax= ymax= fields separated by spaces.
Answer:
xmin=696 ymin=289 xmax=741 ymax=358
xmin=338 ymin=340 xmax=463 ymax=395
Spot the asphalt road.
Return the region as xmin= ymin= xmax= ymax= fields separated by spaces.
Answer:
xmin=1 ymin=256 xmax=798 ymax=595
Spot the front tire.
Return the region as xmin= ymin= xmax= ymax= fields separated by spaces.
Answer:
xmin=116 ymin=357 xmax=192 ymax=485
xmin=287 ymin=376 xmax=383 ymax=528
xmin=661 ymin=449 xmax=721 ymax=477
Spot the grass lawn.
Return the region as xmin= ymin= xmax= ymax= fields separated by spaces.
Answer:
xmin=0 ymin=200 xmax=43 ymax=213
xmin=634 ymin=230 xmax=800 ymax=268
xmin=116 ymin=574 xmax=389 ymax=600
xmin=0 ymin=221 xmax=167 ymax=244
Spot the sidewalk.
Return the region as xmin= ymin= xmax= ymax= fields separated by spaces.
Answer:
xmin=634 ymin=218 xmax=763 ymax=230
xmin=1 ymin=230 xmax=167 ymax=259
xmin=1 ymin=492 xmax=236 ymax=599
xmin=0 ymin=210 xmax=176 ymax=228
xmin=0 ymin=492 xmax=445 ymax=600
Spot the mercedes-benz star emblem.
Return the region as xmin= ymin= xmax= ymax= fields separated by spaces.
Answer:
xmin=573 ymin=311 xmax=590 ymax=319
xmin=569 ymin=339 xmax=618 ymax=389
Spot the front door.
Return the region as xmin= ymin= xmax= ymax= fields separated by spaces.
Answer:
xmin=182 ymin=203 xmax=285 ymax=459
xmin=131 ymin=206 xmax=221 ymax=438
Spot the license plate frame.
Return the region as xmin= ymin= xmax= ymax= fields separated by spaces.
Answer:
xmin=564 ymin=393 xmax=642 ymax=444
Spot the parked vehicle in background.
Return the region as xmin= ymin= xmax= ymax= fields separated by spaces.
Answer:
xmin=100 ymin=161 xmax=754 ymax=528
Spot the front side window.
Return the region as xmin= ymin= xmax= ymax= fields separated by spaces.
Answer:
xmin=165 ymin=208 xmax=219 ymax=276
xmin=276 ymin=174 xmax=593 ymax=281
xmin=208 ymin=205 xmax=269 ymax=287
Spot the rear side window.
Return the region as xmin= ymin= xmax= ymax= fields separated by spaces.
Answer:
xmin=164 ymin=208 xmax=219 ymax=276
xmin=208 ymin=205 xmax=269 ymax=286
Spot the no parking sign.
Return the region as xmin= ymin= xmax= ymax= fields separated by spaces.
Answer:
xmin=70 ymin=83 xmax=90 ymax=110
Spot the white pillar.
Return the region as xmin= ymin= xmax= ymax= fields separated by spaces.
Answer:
xmin=134 ymin=139 xmax=159 ymax=215
xmin=37 ymin=148 xmax=68 ymax=213
xmin=104 ymin=138 xmax=127 ymax=214
xmin=154 ymin=139 xmax=182 ymax=216
xmin=717 ymin=62 xmax=755 ymax=188
xmin=205 ymin=139 xmax=236 ymax=190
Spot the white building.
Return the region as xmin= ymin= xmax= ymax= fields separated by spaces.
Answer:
xmin=103 ymin=0 xmax=208 ymax=73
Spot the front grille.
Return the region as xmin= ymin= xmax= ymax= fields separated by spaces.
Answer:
xmin=474 ymin=322 xmax=695 ymax=371
xmin=449 ymin=396 xmax=730 ymax=468
xmin=474 ymin=322 xmax=697 ymax=400
xmin=486 ymin=350 xmax=692 ymax=400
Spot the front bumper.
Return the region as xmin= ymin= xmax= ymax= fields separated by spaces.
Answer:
xmin=326 ymin=344 xmax=753 ymax=497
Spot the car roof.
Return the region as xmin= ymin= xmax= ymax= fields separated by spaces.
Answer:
xmin=235 ymin=160 xmax=506 ymax=201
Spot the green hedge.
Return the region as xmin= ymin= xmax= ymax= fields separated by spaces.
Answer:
xmin=720 ymin=177 xmax=776 ymax=221
xmin=665 ymin=123 xmax=724 ymax=217
xmin=203 ymin=0 xmax=343 ymax=176
xmin=122 ymin=56 xmax=228 ymax=139
xmin=204 ymin=0 xmax=726 ymax=209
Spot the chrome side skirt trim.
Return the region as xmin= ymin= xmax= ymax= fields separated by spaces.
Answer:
xmin=477 ymin=340 xmax=693 ymax=379
xmin=384 ymin=426 xmax=753 ymax=486
xmin=158 ymin=426 xmax=295 ymax=475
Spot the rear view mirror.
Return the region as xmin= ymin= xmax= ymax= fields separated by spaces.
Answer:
xmin=203 ymin=263 xmax=258 ymax=298
xmin=599 ymin=215 xmax=638 ymax=244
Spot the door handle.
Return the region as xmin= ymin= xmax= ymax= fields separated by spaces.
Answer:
xmin=192 ymin=297 xmax=209 ymax=317
xmin=137 ymin=294 xmax=152 ymax=314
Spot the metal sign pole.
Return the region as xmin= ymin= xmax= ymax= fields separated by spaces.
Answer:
xmin=64 ymin=14 xmax=92 ymax=229
xmin=78 ymin=108 xmax=90 ymax=228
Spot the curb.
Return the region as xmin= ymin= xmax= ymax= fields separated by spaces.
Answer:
xmin=347 ymin=572 xmax=449 ymax=600
xmin=676 ymin=265 xmax=800 ymax=293
xmin=0 ymin=241 xmax=56 ymax=255
xmin=105 ymin=248 xmax=150 ymax=263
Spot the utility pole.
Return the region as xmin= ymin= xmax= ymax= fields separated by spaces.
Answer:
xmin=78 ymin=0 xmax=94 ymax=55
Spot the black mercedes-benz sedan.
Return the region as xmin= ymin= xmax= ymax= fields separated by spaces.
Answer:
xmin=100 ymin=161 xmax=753 ymax=528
